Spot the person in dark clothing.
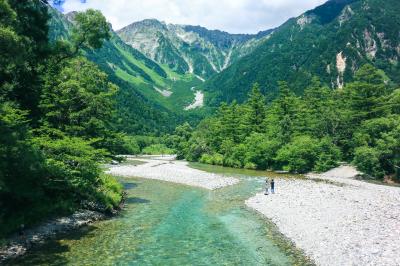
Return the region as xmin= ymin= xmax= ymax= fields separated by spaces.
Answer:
xmin=271 ymin=179 xmax=275 ymax=194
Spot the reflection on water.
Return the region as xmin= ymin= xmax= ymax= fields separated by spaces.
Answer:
xmin=14 ymin=164 xmax=313 ymax=266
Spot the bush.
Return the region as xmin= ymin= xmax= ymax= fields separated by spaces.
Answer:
xmin=314 ymin=138 xmax=342 ymax=172
xmin=142 ymin=144 xmax=174 ymax=155
xmin=200 ymin=154 xmax=213 ymax=164
xmin=275 ymin=136 xmax=320 ymax=173
xmin=95 ymin=174 xmax=123 ymax=210
xmin=243 ymin=133 xmax=282 ymax=170
xmin=244 ymin=162 xmax=257 ymax=169
xmin=353 ymin=146 xmax=384 ymax=178
xmin=34 ymin=136 xmax=109 ymax=199
xmin=121 ymin=135 xmax=140 ymax=154
xmin=199 ymin=153 xmax=224 ymax=165
xmin=224 ymin=144 xmax=247 ymax=168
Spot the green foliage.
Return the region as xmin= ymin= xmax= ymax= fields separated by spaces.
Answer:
xmin=204 ymin=0 xmax=400 ymax=106
xmin=94 ymin=174 xmax=123 ymax=210
xmin=142 ymin=144 xmax=175 ymax=155
xmin=177 ymin=64 xmax=397 ymax=178
xmin=275 ymin=136 xmax=319 ymax=173
xmin=72 ymin=9 xmax=110 ymax=51
xmin=121 ymin=135 xmax=141 ymax=155
xmin=242 ymin=133 xmax=281 ymax=170
xmin=200 ymin=153 xmax=224 ymax=165
xmin=353 ymin=146 xmax=384 ymax=178
xmin=41 ymin=57 xmax=117 ymax=138
xmin=0 ymin=2 xmax=123 ymax=237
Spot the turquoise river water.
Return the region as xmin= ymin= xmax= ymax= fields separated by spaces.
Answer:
xmin=13 ymin=163 xmax=313 ymax=266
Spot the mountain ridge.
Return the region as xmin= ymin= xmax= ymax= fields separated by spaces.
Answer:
xmin=203 ymin=0 xmax=400 ymax=105
xmin=117 ymin=19 xmax=273 ymax=79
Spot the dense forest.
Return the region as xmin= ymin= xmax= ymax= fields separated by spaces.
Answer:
xmin=0 ymin=1 xmax=127 ymax=237
xmin=168 ymin=65 xmax=400 ymax=179
xmin=205 ymin=0 xmax=400 ymax=106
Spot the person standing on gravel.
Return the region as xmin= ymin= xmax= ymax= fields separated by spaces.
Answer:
xmin=264 ymin=179 xmax=269 ymax=195
xmin=271 ymin=179 xmax=275 ymax=194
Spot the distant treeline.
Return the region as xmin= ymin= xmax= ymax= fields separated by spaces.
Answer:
xmin=166 ymin=65 xmax=399 ymax=180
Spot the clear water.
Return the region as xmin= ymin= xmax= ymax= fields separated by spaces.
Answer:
xmin=13 ymin=163 xmax=312 ymax=266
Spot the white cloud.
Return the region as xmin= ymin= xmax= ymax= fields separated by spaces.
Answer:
xmin=61 ymin=0 xmax=327 ymax=33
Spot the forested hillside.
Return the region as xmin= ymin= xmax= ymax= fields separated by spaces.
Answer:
xmin=49 ymin=9 xmax=206 ymax=135
xmin=205 ymin=0 xmax=400 ymax=105
xmin=170 ymin=65 xmax=399 ymax=180
xmin=0 ymin=1 xmax=125 ymax=237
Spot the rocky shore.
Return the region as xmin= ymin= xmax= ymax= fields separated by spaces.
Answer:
xmin=0 ymin=194 xmax=126 ymax=264
xmin=0 ymin=210 xmax=107 ymax=263
xmin=246 ymin=166 xmax=400 ymax=266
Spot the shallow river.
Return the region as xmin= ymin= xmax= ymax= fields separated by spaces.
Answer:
xmin=14 ymin=163 xmax=312 ymax=265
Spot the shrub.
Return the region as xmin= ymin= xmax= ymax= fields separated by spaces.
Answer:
xmin=244 ymin=162 xmax=257 ymax=169
xmin=275 ymin=136 xmax=319 ymax=173
xmin=200 ymin=153 xmax=224 ymax=165
xmin=243 ymin=133 xmax=282 ymax=170
xmin=314 ymin=138 xmax=342 ymax=172
xmin=353 ymin=146 xmax=384 ymax=178
xmin=122 ymin=135 xmax=140 ymax=154
xmin=200 ymin=154 xmax=213 ymax=164
xmin=142 ymin=144 xmax=174 ymax=155
xmin=95 ymin=174 xmax=123 ymax=210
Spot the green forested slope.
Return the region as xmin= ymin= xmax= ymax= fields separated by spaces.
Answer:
xmin=50 ymin=9 xmax=206 ymax=135
xmin=171 ymin=65 xmax=400 ymax=180
xmin=205 ymin=0 xmax=400 ymax=105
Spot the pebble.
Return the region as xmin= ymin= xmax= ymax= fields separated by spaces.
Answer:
xmin=245 ymin=166 xmax=400 ymax=266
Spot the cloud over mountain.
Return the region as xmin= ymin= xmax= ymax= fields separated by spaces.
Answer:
xmin=55 ymin=0 xmax=326 ymax=33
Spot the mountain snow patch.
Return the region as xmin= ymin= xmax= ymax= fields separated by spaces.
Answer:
xmin=185 ymin=91 xmax=204 ymax=110
xmin=154 ymin=86 xmax=173 ymax=97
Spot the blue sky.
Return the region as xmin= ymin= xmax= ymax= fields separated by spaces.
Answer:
xmin=52 ymin=0 xmax=327 ymax=33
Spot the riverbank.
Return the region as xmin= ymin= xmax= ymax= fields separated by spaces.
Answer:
xmin=0 ymin=192 xmax=126 ymax=264
xmin=0 ymin=210 xmax=108 ymax=263
xmin=246 ymin=166 xmax=400 ymax=266
xmin=107 ymin=156 xmax=239 ymax=190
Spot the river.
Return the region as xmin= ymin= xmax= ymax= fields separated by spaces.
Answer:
xmin=13 ymin=163 xmax=312 ymax=265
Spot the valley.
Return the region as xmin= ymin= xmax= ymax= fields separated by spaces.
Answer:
xmin=1 ymin=0 xmax=400 ymax=265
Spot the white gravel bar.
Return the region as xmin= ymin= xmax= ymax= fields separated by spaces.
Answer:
xmin=246 ymin=166 xmax=400 ymax=266
xmin=107 ymin=157 xmax=239 ymax=190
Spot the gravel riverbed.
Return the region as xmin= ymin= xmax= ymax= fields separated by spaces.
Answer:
xmin=246 ymin=166 xmax=400 ymax=266
xmin=107 ymin=157 xmax=239 ymax=190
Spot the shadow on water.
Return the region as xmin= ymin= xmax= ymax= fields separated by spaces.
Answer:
xmin=9 ymin=226 xmax=99 ymax=266
xmin=123 ymin=182 xmax=138 ymax=190
xmin=125 ymin=197 xmax=151 ymax=204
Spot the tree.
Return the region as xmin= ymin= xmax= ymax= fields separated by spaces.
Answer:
xmin=0 ymin=2 xmax=122 ymax=237
xmin=264 ymin=81 xmax=301 ymax=143
xmin=54 ymin=9 xmax=110 ymax=64
xmin=243 ymin=83 xmax=266 ymax=134
xmin=40 ymin=57 xmax=117 ymax=142
xmin=345 ymin=64 xmax=389 ymax=122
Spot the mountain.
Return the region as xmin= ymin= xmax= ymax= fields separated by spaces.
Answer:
xmin=204 ymin=0 xmax=400 ymax=105
xmin=117 ymin=19 xmax=273 ymax=79
xmin=49 ymin=8 xmax=206 ymax=134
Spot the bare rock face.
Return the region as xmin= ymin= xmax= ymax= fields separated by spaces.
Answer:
xmin=116 ymin=19 xmax=272 ymax=79
xmin=364 ymin=29 xmax=377 ymax=59
xmin=336 ymin=51 xmax=347 ymax=89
